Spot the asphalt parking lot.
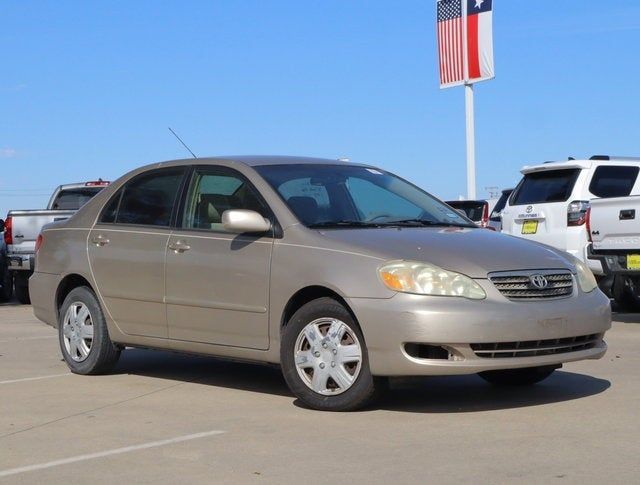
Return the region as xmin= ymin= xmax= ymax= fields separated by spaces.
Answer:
xmin=1 ymin=303 xmax=639 ymax=484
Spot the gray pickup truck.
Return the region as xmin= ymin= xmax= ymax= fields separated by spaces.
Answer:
xmin=2 ymin=181 xmax=109 ymax=303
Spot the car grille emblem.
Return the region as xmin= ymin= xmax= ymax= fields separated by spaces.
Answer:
xmin=529 ymin=274 xmax=549 ymax=289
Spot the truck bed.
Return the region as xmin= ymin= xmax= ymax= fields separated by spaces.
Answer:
xmin=590 ymin=196 xmax=640 ymax=251
xmin=6 ymin=209 xmax=75 ymax=255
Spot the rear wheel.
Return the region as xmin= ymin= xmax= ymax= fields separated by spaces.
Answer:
xmin=281 ymin=297 xmax=382 ymax=411
xmin=479 ymin=365 xmax=557 ymax=386
xmin=0 ymin=267 xmax=12 ymax=302
xmin=612 ymin=275 xmax=640 ymax=312
xmin=59 ymin=286 xmax=120 ymax=374
xmin=14 ymin=273 xmax=30 ymax=304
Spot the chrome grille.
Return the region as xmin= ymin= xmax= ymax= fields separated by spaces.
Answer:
xmin=489 ymin=270 xmax=574 ymax=300
xmin=471 ymin=334 xmax=601 ymax=359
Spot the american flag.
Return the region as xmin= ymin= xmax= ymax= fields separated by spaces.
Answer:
xmin=437 ymin=0 xmax=464 ymax=87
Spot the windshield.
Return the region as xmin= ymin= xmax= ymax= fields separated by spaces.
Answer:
xmin=254 ymin=164 xmax=475 ymax=229
xmin=50 ymin=187 xmax=105 ymax=210
xmin=511 ymin=169 xmax=580 ymax=205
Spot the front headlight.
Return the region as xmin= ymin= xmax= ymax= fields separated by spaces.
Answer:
xmin=378 ymin=260 xmax=486 ymax=300
xmin=575 ymin=258 xmax=598 ymax=293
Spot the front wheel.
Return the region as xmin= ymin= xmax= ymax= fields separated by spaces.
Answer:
xmin=478 ymin=365 xmax=557 ymax=386
xmin=59 ymin=286 xmax=121 ymax=375
xmin=280 ymin=297 xmax=382 ymax=411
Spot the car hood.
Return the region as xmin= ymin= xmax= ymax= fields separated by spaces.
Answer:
xmin=316 ymin=227 xmax=574 ymax=278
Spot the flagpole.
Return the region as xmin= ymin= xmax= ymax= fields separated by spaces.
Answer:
xmin=465 ymin=82 xmax=476 ymax=199
xmin=461 ymin=0 xmax=476 ymax=200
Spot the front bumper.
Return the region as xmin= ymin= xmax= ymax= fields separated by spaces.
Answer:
xmin=349 ymin=281 xmax=611 ymax=376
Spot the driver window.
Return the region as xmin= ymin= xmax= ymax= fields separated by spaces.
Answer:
xmin=183 ymin=169 xmax=266 ymax=232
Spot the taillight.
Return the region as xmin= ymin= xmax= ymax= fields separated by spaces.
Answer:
xmin=585 ymin=207 xmax=592 ymax=242
xmin=3 ymin=216 xmax=12 ymax=245
xmin=35 ymin=234 xmax=44 ymax=253
xmin=85 ymin=180 xmax=110 ymax=187
xmin=480 ymin=203 xmax=490 ymax=228
xmin=567 ymin=200 xmax=590 ymax=226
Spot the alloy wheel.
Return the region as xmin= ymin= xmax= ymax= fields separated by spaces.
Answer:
xmin=62 ymin=302 xmax=94 ymax=362
xmin=294 ymin=317 xmax=362 ymax=395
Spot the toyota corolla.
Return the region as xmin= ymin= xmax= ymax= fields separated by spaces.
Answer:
xmin=30 ymin=156 xmax=611 ymax=411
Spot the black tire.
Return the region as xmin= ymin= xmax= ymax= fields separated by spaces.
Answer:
xmin=0 ymin=267 xmax=12 ymax=302
xmin=478 ymin=365 xmax=557 ymax=386
xmin=612 ymin=275 xmax=640 ymax=312
xmin=58 ymin=286 xmax=120 ymax=375
xmin=280 ymin=297 xmax=382 ymax=411
xmin=14 ymin=273 xmax=30 ymax=304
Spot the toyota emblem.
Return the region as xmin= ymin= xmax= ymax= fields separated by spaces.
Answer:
xmin=530 ymin=274 xmax=548 ymax=289
xmin=526 ymin=205 xmax=533 ymax=214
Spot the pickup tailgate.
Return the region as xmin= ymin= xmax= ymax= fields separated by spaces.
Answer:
xmin=6 ymin=210 xmax=75 ymax=254
xmin=590 ymin=197 xmax=640 ymax=251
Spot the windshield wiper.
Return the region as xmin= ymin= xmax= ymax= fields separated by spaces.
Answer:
xmin=379 ymin=219 xmax=476 ymax=228
xmin=308 ymin=220 xmax=382 ymax=229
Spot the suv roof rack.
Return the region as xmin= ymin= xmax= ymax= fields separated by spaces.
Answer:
xmin=590 ymin=155 xmax=640 ymax=161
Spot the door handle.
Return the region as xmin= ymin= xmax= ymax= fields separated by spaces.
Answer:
xmin=619 ymin=209 xmax=635 ymax=220
xmin=91 ymin=235 xmax=110 ymax=247
xmin=168 ymin=240 xmax=191 ymax=253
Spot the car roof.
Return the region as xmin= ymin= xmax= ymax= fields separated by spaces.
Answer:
xmin=521 ymin=157 xmax=640 ymax=174
xmin=57 ymin=183 xmax=108 ymax=190
xmin=157 ymin=155 xmax=373 ymax=168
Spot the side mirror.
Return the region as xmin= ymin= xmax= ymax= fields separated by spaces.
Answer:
xmin=222 ymin=209 xmax=271 ymax=234
xmin=0 ymin=219 xmax=4 ymax=233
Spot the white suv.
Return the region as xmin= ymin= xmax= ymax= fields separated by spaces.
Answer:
xmin=501 ymin=156 xmax=640 ymax=276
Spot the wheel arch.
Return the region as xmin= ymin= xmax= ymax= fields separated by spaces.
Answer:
xmin=280 ymin=285 xmax=359 ymax=331
xmin=56 ymin=273 xmax=95 ymax=311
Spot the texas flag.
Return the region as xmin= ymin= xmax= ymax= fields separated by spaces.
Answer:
xmin=466 ymin=0 xmax=494 ymax=83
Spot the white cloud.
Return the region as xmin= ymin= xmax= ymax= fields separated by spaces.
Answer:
xmin=0 ymin=148 xmax=17 ymax=158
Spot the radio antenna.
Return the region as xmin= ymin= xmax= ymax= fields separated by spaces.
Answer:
xmin=168 ymin=127 xmax=197 ymax=158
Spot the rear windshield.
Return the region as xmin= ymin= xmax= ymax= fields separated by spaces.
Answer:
xmin=50 ymin=187 xmax=104 ymax=210
xmin=511 ymin=169 xmax=580 ymax=205
xmin=589 ymin=165 xmax=639 ymax=198
xmin=446 ymin=201 xmax=485 ymax=222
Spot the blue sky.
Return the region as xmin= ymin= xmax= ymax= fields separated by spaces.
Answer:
xmin=2 ymin=0 xmax=640 ymax=216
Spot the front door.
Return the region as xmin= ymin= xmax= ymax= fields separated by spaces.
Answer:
xmin=88 ymin=167 xmax=187 ymax=338
xmin=165 ymin=167 xmax=274 ymax=349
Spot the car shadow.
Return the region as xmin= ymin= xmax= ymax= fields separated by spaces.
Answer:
xmin=114 ymin=348 xmax=292 ymax=397
xmin=613 ymin=312 xmax=640 ymax=324
xmin=115 ymin=349 xmax=610 ymax=413
xmin=0 ymin=299 xmax=23 ymax=307
xmin=371 ymin=371 xmax=611 ymax=413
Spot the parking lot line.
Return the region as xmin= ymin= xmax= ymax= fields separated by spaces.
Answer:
xmin=0 ymin=373 xmax=71 ymax=385
xmin=0 ymin=430 xmax=226 ymax=478
xmin=0 ymin=336 xmax=56 ymax=343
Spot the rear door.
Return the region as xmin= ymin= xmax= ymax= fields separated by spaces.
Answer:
xmin=88 ymin=167 xmax=187 ymax=338
xmin=502 ymin=168 xmax=581 ymax=250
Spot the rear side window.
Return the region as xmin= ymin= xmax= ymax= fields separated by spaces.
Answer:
xmin=511 ymin=169 xmax=580 ymax=205
xmin=102 ymin=168 xmax=186 ymax=227
xmin=490 ymin=190 xmax=512 ymax=218
xmin=589 ymin=166 xmax=639 ymax=198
